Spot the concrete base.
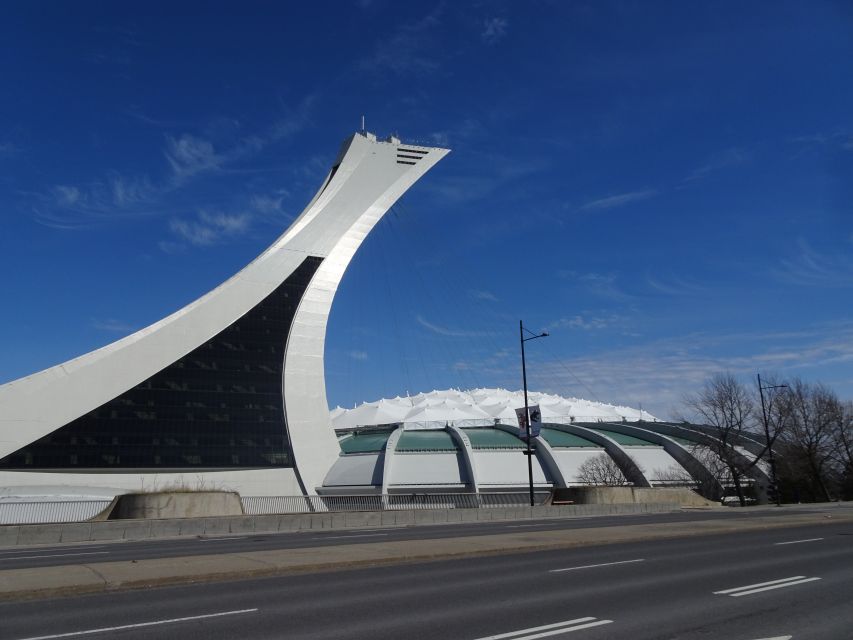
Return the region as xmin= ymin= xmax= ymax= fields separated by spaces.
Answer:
xmin=109 ymin=491 xmax=244 ymax=520
xmin=0 ymin=502 xmax=681 ymax=547
xmin=561 ymin=487 xmax=716 ymax=507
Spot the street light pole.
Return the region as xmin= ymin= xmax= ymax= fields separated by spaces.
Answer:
xmin=757 ymin=373 xmax=787 ymax=507
xmin=520 ymin=321 xmax=548 ymax=507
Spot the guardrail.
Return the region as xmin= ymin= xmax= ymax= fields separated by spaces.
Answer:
xmin=241 ymin=492 xmax=551 ymax=515
xmin=0 ymin=500 xmax=112 ymax=525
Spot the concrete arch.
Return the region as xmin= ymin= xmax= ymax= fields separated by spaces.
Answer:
xmin=551 ymin=424 xmax=652 ymax=487
xmin=492 ymin=424 xmax=567 ymax=489
xmin=598 ymin=422 xmax=724 ymax=500
xmin=380 ymin=427 xmax=404 ymax=495
xmin=446 ymin=426 xmax=480 ymax=493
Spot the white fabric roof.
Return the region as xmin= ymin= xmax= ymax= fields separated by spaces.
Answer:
xmin=331 ymin=387 xmax=657 ymax=429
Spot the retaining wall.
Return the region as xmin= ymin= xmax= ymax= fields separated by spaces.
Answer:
xmin=0 ymin=501 xmax=681 ymax=547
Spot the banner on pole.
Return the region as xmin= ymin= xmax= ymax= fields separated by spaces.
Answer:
xmin=515 ymin=405 xmax=541 ymax=437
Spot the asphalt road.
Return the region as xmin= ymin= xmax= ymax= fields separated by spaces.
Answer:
xmin=0 ymin=505 xmax=847 ymax=571
xmin=3 ymin=518 xmax=853 ymax=639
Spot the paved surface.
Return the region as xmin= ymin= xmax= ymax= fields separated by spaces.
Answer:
xmin=1 ymin=503 xmax=852 ymax=604
xmin=0 ymin=505 xmax=843 ymax=571
xmin=2 ymin=519 xmax=852 ymax=639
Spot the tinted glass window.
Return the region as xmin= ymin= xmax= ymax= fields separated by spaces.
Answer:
xmin=0 ymin=256 xmax=322 ymax=470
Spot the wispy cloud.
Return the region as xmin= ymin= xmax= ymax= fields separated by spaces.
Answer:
xmin=416 ymin=315 xmax=487 ymax=337
xmin=559 ymin=270 xmax=635 ymax=302
xmin=792 ymin=130 xmax=853 ymax=151
xmin=683 ymin=147 xmax=749 ymax=183
xmin=165 ymin=134 xmax=222 ymax=181
xmin=528 ymin=323 xmax=853 ymax=419
xmin=645 ymin=273 xmax=707 ymax=296
xmin=168 ymin=210 xmax=251 ymax=247
xmin=470 ymin=289 xmax=499 ymax=302
xmin=481 ymin=17 xmax=508 ymax=44
xmin=548 ymin=313 xmax=628 ymax=331
xmin=360 ymin=8 xmax=443 ymax=76
xmin=773 ymin=238 xmax=853 ymax=287
xmin=348 ymin=350 xmax=369 ymax=361
xmin=579 ymin=189 xmax=657 ymax=211
xmin=92 ymin=318 xmax=136 ymax=333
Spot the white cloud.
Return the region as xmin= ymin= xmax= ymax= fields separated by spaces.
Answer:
xmin=579 ymin=189 xmax=657 ymax=212
xmin=165 ymin=134 xmax=221 ymax=180
xmin=470 ymin=289 xmax=499 ymax=302
xmin=773 ymin=238 xmax=853 ymax=288
xmin=168 ymin=210 xmax=250 ymax=247
xmin=548 ymin=314 xmax=626 ymax=331
xmin=416 ymin=315 xmax=487 ymax=338
xmin=92 ymin=318 xmax=136 ymax=333
xmin=53 ymin=185 xmax=82 ymax=206
xmin=482 ymin=17 xmax=508 ymax=44
xmin=683 ymin=147 xmax=749 ymax=183
xmin=348 ymin=350 xmax=369 ymax=361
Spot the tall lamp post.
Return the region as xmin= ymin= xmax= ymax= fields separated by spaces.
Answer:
xmin=757 ymin=373 xmax=787 ymax=507
xmin=520 ymin=321 xmax=549 ymax=507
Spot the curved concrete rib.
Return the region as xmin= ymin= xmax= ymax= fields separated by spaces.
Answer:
xmin=641 ymin=422 xmax=771 ymax=491
xmin=492 ymin=424 xmax=567 ymax=489
xmin=446 ymin=425 xmax=480 ymax=493
xmin=550 ymin=424 xmax=652 ymax=488
xmin=598 ymin=422 xmax=724 ymax=500
xmin=380 ymin=427 xmax=404 ymax=495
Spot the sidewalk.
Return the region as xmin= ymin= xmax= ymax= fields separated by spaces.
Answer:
xmin=2 ymin=507 xmax=851 ymax=602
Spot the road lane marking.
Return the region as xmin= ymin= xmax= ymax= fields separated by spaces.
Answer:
xmin=774 ymin=537 xmax=823 ymax=545
xmin=0 ymin=546 xmax=107 ymax=557
xmin=0 ymin=551 xmax=109 ymax=562
xmin=550 ymin=559 xmax=644 ymax=573
xmin=198 ymin=536 xmax=247 ymax=542
xmin=473 ymin=617 xmax=613 ymax=640
xmin=310 ymin=533 xmax=389 ymax=540
xmin=505 ymin=523 xmax=553 ymax=529
xmin=14 ymin=608 xmax=259 ymax=639
xmin=715 ymin=576 xmax=821 ymax=597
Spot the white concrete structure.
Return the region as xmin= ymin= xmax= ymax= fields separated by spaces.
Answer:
xmin=0 ymin=131 xmax=449 ymax=498
xmin=323 ymin=388 xmax=774 ymax=501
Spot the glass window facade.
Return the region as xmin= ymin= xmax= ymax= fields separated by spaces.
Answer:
xmin=0 ymin=256 xmax=323 ymax=470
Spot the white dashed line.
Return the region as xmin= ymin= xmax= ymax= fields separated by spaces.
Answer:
xmin=773 ymin=537 xmax=823 ymax=546
xmin=472 ymin=617 xmax=613 ymax=640
xmin=550 ymin=559 xmax=644 ymax=573
xmin=13 ymin=608 xmax=259 ymax=639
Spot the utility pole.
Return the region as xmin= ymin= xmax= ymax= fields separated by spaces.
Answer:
xmin=757 ymin=373 xmax=787 ymax=507
xmin=520 ymin=321 xmax=548 ymax=507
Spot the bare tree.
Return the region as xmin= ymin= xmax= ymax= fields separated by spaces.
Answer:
xmin=781 ymin=379 xmax=840 ymax=502
xmin=831 ymin=401 xmax=853 ymax=499
xmin=577 ymin=453 xmax=629 ymax=485
xmin=683 ymin=373 xmax=762 ymax=506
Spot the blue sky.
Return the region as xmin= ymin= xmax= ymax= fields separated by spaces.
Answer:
xmin=1 ymin=1 xmax=852 ymax=418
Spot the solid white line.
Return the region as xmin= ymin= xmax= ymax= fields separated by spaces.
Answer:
xmin=0 ymin=551 xmax=109 ymax=562
xmin=550 ymin=559 xmax=644 ymax=573
xmin=14 ymin=608 xmax=259 ymax=640
xmin=773 ymin=537 xmax=824 ymax=546
xmin=730 ymin=577 xmax=821 ymax=597
xmin=312 ymin=533 xmax=388 ymax=540
xmin=198 ymin=536 xmax=247 ymax=542
xmin=473 ymin=618 xmax=597 ymax=640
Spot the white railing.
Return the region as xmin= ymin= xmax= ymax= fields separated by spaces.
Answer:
xmin=241 ymin=492 xmax=551 ymax=515
xmin=0 ymin=500 xmax=112 ymax=525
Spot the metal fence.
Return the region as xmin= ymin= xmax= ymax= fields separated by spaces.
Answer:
xmin=0 ymin=500 xmax=112 ymax=525
xmin=241 ymin=492 xmax=551 ymax=515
